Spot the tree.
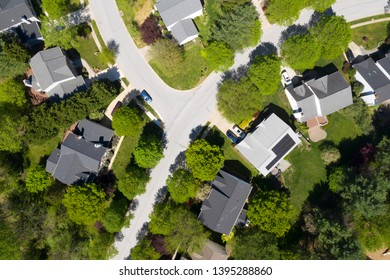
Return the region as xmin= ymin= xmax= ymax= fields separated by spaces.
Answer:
xmin=40 ymin=17 xmax=79 ymax=49
xmin=339 ymin=97 xmax=373 ymax=134
xmin=133 ymin=134 xmax=164 ymax=169
xmin=98 ymin=47 xmax=115 ymax=65
xmin=307 ymin=0 xmax=336 ymax=12
xmin=211 ymin=4 xmax=261 ymax=51
xmin=167 ymin=169 xmax=199 ymax=203
xmin=112 ymin=106 xmax=145 ymax=137
xmin=248 ymin=54 xmax=281 ymax=95
xmin=0 ymin=77 xmax=27 ymax=113
xmin=202 ymin=42 xmax=235 ymax=72
xmin=231 ymin=229 xmax=280 ymax=259
xmin=266 ymin=0 xmax=305 ymax=26
xmin=310 ymin=15 xmax=351 ymax=60
xmin=247 ymin=190 xmax=294 ymax=237
xmin=0 ymin=35 xmax=28 ymax=80
xmin=117 ymin=165 xmax=150 ymax=200
xmin=101 ymin=197 xmax=128 ymax=233
xmin=131 ymin=237 xmax=160 ymax=260
xmin=217 ymin=76 xmax=262 ymax=123
xmin=25 ymin=165 xmax=52 ymax=193
xmin=0 ymin=34 xmax=29 ymax=62
xmin=140 ymin=15 xmax=162 ymax=45
xmin=319 ymin=142 xmax=341 ymax=165
xmin=150 ymin=39 xmax=184 ymax=77
xmin=281 ymin=33 xmax=321 ymax=70
xmin=352 ymin=81 xmax=364 ymax=95
xmin=185 ymin=139 xmax=224 ymax=181
xmin=62 ymin=183 xmax=106 ymax=225
xmin=356 ymin=212 xmax=390 ymax=252
xmin=41 ymin=0 xmax=74 ymax=19
xmin=0 ymin=117 xmax=24 ymax=153
xmin=149 ymin=204 xmax=209 ymax=253
xmin=328 ymin=167 xmax=347 ymax=193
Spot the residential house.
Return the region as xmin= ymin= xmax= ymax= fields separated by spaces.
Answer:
xmin=190 ymin=240 xmax=229 ymax=260
xmin=46 ymin=119 xmax=114 ymax=185
xmin=353 ymin=55 xmax=390 ymax=105
xmin=198 ymin=170 xmax=252 ymax=235
xmin=154 ymin=0 xmax=202 ymax=45
xmin=24 ymin=47 xmax=86 ymax=100
xmin=0 ymin=0 xmax=43 ymax=46
xmin=236 ymin=113 xmax=301 ymax=176
xmin=284 ymin=71 xmax=353 ymax=123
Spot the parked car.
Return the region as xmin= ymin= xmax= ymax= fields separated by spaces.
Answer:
xmin=226 ymin=129 xmax=239 ymax=144
xmin=140 ymin=90 xmax=152 ymax=103
xmin=232 ymin=125 xmax=246 ymax=139
xmin=281 ymin=70 xmax=292 ymax=87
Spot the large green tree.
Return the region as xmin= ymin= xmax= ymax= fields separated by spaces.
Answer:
xmin=0 ymin=35 xmax=28 ymax=80
xmin=62 ymin=183 xmax=106 ymax=225
xmin=280 ymin=33 xmax=321 ymax=70
xmin=25 ymin=165 xmax=52 ymax=193
xmin=112 ymin=106 xmax=145 ymax=137
xmin=134 ymin=134 xmax=164 ymax=169
xmin=150 ymin=39 xmax=184 ymax=77
xmin=167 ymin=169 xmax=199 ymax=203
xmin=0 ymin=117 xmax=24 ymax=153
xmin=41 ymin=0 xmax=75 ymax=19
xmin=310 ymin=15 xmax=351 ymax=60
xmin=149 ymin=204 xmax=209 ymax=253
xmin=248 ymin=54 xmax=281 ymax=95
xmin=117 ymin=165 xmax=150 ymax=200
xmin=307 ymin=0 xmax=336 ymax=12
xmin=185 ymin=139 xmax=224 ymax=181
xmin=131 ymin=238 xmax=160 ymax=260
xmin=232 ymin=229 xmax=280 ymax=259
xmin=211 ymin=3 xmax=261 ymax=51
xmin=202 ymin=41 xmax=235 ymax=72
xmin=266 ymin=0 xmax=305 ymax=26
xmin=247 ymin=190 xmax=294 ymax=237
xmin=101 ymin=197 xmax=129 ymax=233
xmin=217 ymin=76 xmax=262 ymax=123
xmin=40 ymin=17 xmax=79 ymax=49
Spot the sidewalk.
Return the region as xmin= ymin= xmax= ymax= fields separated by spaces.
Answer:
xmin=351 ymin=16 xmax=390 ymax=29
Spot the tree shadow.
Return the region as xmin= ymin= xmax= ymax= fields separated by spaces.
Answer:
xmin=154 ymin=186 xmax=168 ymax=204
xmin=204 ymin=128 xmax=225 ymax=148
xmin=220 ymin=64 xmax=249 ymax=84
xmin=169 ymin=151 xmax=186 ymax=173
xmin=249 ymin=42 xmax=278 ymax=63
xmin=278 ymin=24 xmax=309 ymax=47
xmin=337 ymin=135 xmax=373 ymax=166
xmin=136 ymin=221 xmax=149 ymax=241
xmin=307 ymin=9 xmax=336 ymax=28
xmin=251 ymin=174 xmax=285 ymax=192
xmin=106 ymin=39 xmax=120 ymax=56
xmin=189 ymin=125 xmax=203 ymax=142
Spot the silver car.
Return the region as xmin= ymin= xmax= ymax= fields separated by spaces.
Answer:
xmin=281 ymin=70 xmax=292 ymax=86
xmin=232 ymin=125 xmax=246 ymax=139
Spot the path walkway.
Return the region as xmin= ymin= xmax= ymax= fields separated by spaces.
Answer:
xmin=351 ymin=16 xmax=390 ymax=28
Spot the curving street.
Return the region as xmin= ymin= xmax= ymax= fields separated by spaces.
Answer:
xmin=88 ymin=0 xmax=387 ymax=260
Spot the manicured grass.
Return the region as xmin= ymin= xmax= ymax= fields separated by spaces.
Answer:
xmin=323 ymin=111 xmax=362 ymax=145
xmin=352 ymin=21 xmax=388 ymax=50
xmin=205 ymin=127 xmax=258 ymax=181
xmin=149 ymin=41 xmax=210 ymax=90
xmin=349 ymin=14 xmax=390 ymax=25
xmin=91 ymin=20 xmax=105 ymax=48
xmin=27 ymin=134 xmax=62 ymax=166
xmin=111 ymin=135 xmax=141 ymax=179
xmin=76 ymin=36 xmax=107 ymax=70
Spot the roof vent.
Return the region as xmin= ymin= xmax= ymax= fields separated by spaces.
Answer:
xmin=76 ymin=135 xmax=82 ymax=140
xmin=94 ymin=144 xmax=102 ymax=148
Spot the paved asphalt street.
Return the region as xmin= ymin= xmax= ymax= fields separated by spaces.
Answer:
xmin=88 ymin=0 xmax=387 ymax=260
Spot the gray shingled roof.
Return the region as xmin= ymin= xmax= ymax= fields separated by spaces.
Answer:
xmin=375 ymin=83 xmax=390 ymax=103
xmin=155 ymin=0 xmax=202 ymax=28
xmin=377 ymin=55 xmax=390 ymax=76
xmin=14 ymin=21 xmax=42 ymax=45
xmin=353 ymin=57 xmax=389 ymax=90
xmin=286 ymin=84 xmax=317 ymax=122
xmin=0 ymin=0 xmax=35 ymax=31
xmin=49 ymin=75 xmax=87 ymax=99
xmin=45 ymin=121 xmax=114 ymax=185
xmin=198 ymin=170 xmax=252 ymax=235
xmin=170 ymin=18 xmax=198 ymax=44
xmin=75 ymin=119 xmax=114 ymax=147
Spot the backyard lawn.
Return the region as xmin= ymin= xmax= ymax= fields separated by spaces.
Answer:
xmin=111 ymin=134 xmax=141 ymax=179
xmin=352 ymin=21 xmax=389 ymax=50
xmin=27 ymin=134 xmax=62 ymax=166
xmin=149 ymin=41 xmax=210 ymax=90
xmin=324 ymin=111 xmax=362 ymax=145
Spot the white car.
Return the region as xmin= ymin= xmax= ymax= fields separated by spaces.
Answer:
xmin=281 ymin=70 xmax=292 ymax=86
xmin=232 ymin=125 xmax=246 ymax=139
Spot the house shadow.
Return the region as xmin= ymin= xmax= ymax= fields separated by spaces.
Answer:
xmin=222 ymin=160 xmax=252 ymax=182
xmin=87 ymin=66 xmax=121 ymax=85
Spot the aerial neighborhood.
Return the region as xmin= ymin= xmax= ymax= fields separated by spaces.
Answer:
xmin=0 ymin=0 xmax=389 ymax=263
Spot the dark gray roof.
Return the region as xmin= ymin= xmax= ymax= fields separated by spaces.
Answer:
xmin=286 ymin=83 xmax=312 ymax=102
xmin=49 ymin=75 xmax=86 ymax=99
xmin=75 ymin=119 xmax=114 ymax=147
xmin=170 ymin=18 xmax=198 ymax=44
xmin=14 ymin=21 xmax=42 ymax=45
xmin=375 ymin=83 xmax=390 ymax=104
xmin=155 ymin=0 xmax=202 ymax=28
xmin=377 ymin=55 xmax=390 ymax=76
xmin=198 ymin=170 xmax=252 ymax=235
xmin=353 ymin=57 xmax=389 ymax=90
xmin=0 ymin=0 xmax=35 ymax=32
xmin=286 ymin=84 xmax=317 ymax=122
xmin=30 ymin=47 xmax=79 ymax=91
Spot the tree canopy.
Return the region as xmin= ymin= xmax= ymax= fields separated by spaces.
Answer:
xmin=211 ymin=3 xmax=261 ymax=51
xmin=62 ymin=183 xmax=106 ymax=225
xmin=281 ymin=33 xmax=320 ymax=70
xmin=185 ymin=139 xmax=224 ymax=181
xmin=247 ymin=190 xmax=294 ymax=237
xmin=266 ymin=0 xmax=305 ymax=26
xmin=25 ymin=165 xmax=52 ymax=193
xmin=202 ymin=42 xmax=235 ymax=72
xmin=148 ymin=204 xmax=209 ymax=253
xmin=40 ymin=17 xmax=79 ymax=50
xmin=117 ymin=165 xmax=150 ymax=200
xmin=101 ymin=197 xmax=128 ymax=233
xmin=0 ymin=35 xmax=28 ymax=80
xmin=133 ymin=134 xmax=164 ymax=169
xmin=308 ymin=0 xmax=336 ymax=12
xmin=166 ymin=169 xmax=200 ymax=203
xmin=41 ymin=0 xmax=76 ymax=19
xmin=140 ymin=15 xmax=162 ymax=45
xmin=150 ymin=39 xmax=184 ymax=77
xmin=248 ymin=54 xmax=281 ymax=95
xmin=112 ymin=106 xmax=145 ymax=137
xmin=131 ymin=237 xmax=160 ymax=260
xmin=217 ymin=76 xmax=262 ymax=123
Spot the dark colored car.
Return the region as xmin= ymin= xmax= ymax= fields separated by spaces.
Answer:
xmin=140 ymin=90 xmax=152 ymax=103
xmin=226 ymin=129 xmax=239 ymax=144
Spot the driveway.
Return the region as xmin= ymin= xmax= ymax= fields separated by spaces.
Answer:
xmin=88 ymin=0 xmax=386 ymax=260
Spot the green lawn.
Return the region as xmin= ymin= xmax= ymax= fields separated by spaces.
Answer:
xmin=149 ymin=41 xmax=210 ymax=90
xmin=349 ymin=14 xmax=390 ymax=26
xmin=27 ymin=134 xmax=62 ymax=166
xmin=76 ymin=36 xmax=107 ymax=70
xmin=91 ymin=20 xmax=105 ymax=48
xmin=352 ymin=21 xmax=389 ymax=50
xmin=111 ymin=135 xmax=141 ymax=179
xmin=205 ymin=127 xmax=258 ymax=181
xmin=324 ymin=111 xmax=362 ymax=145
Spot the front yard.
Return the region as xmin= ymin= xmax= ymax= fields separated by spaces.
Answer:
xmin=352 ymin=21 xmax=389 ymax=50
xmin=75 ymin=36 xmax=107 ymax=70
